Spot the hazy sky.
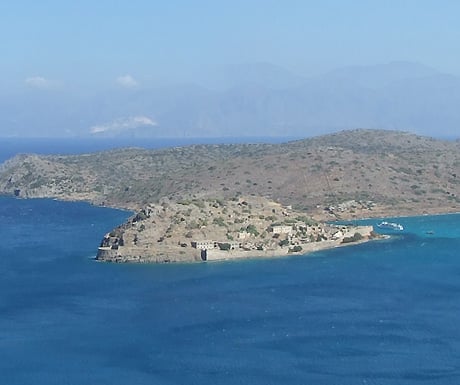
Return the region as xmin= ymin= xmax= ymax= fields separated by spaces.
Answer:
xmin=2 ymin=1 xmax=460 ymax=138
xmin=2 ymin=0 xmax=460 ymax=90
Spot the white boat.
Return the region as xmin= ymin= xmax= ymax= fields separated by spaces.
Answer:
xmin=377 ymin=221 xmax=404 ymax=231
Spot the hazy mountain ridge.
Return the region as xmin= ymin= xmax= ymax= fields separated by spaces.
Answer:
xmin=2 ymin=62 xmax=460 ymax=138
xmin=1 ymin=129 xmax=459 ymax=220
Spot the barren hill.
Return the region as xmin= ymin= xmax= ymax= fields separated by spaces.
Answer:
xmin=1 ymin=129 xmax=459 ymax=219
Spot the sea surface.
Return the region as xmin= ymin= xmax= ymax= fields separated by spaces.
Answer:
xmin=1 ymin=139 xmax=460 ymax=384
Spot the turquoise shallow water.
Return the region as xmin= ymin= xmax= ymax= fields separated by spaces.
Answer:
xmin=1 ymin=196 xmax=460 ymax=384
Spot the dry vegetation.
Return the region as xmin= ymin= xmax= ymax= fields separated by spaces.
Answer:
xmin=1 ymin=129 xmax=459 ymax=219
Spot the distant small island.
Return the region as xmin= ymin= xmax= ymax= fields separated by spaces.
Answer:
xmin=0 ymin=129 xmax=458 ymax=263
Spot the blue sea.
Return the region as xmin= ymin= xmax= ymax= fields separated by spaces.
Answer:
xmin=1 ymin=140 xmax=460 ymax=384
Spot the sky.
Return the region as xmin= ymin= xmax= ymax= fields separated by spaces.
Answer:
xmin=1 ymin=1 xmax=460 ymax=137
xmin=2 ymin=0 xmax=460 ymax=89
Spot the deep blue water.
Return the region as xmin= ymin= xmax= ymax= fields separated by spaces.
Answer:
xmin=1 ymin=195 xmax=460 ymax=384
xmin=1 ymin=139 xmax=460 ymax=384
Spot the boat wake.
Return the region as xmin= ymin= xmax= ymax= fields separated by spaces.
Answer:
xmin=377 ymin=221 xmax=404 ymax=231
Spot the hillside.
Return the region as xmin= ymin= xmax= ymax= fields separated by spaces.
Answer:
xmin=1 ymin=129 xmax=459 ymax=220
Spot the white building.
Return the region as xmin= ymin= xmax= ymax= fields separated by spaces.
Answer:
xmin=272 ymin=225 xmax=293 ymax=235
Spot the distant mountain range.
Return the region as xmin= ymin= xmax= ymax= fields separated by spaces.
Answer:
xmin=2 ymin=61 xmax=460 ymax=138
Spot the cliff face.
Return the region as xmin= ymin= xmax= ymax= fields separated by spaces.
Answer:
xmin=0 ymin=129 xmax=459 ymax=218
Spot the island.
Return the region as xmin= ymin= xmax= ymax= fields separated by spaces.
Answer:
xmin=1 ymin=129 xmax=459 ymax=263
xmin=95 ymin=196 xmax=376 ymax=263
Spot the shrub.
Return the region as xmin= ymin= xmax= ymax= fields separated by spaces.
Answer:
xmin=186 ymin=221 xmax=200 ymax=230
xmin=342 ymin=232 xmax=363 ymax=243
xmin=246 ymin=224 xmax=259 ymax=236
xmin=218 ymin=242 xmax=231 ymax=251
xmin=279 ymin=239 xmax=290 ymax=247
xmin=213 ymin=217 xmax=226 ymax=227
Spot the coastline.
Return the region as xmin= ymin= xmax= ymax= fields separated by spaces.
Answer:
xmin=1 ymin=194 xmax=459 ymax=263
xmin=95 ymin=237 xmax=380 ymax=264
xmin=2 ymin=193 xmax=455 ymax=264
xmin=201 ymin=236 xmax=383 ymax=262
xmin=5 ymin=189 xmax=460 ymax=222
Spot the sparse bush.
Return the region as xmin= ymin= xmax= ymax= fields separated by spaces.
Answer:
xmin=213 ymin=217 xmax=226 ymax=227
xmin=246 ymin=224 xmax=259 ymax=236
xmin=218 ymin=242 xmax=231 ymax=251
xmin=279 ymin=239 xmax=290 ymax=247
xmin=192 ymin=200 xmax=205 ymax=209
xmin=342 ymin=232 xmax=363 ymax=244
xmin=186 ymin=221 xmax=200 ymax=230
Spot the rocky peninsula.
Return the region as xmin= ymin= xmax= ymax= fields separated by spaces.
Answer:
xmin=0 ymin=129 xmax=459 ymax=263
